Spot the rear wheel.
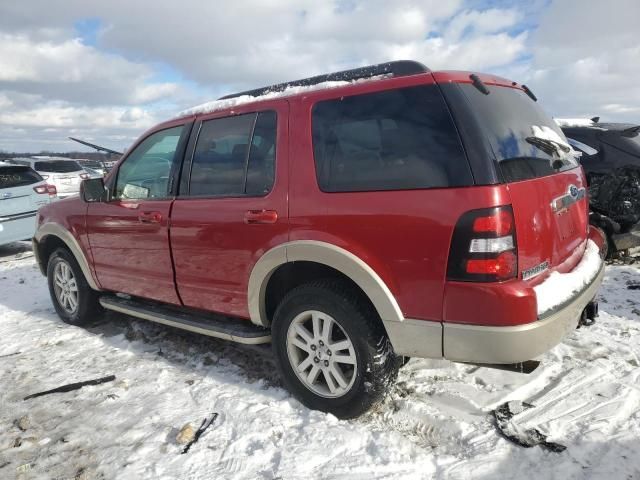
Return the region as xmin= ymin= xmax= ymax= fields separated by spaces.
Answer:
xmin=272 ymin=280 xmax=399 ymax=418
xmin=47 ymin=248 xmax=102 ymax=326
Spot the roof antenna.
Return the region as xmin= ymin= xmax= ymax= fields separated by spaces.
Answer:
xmin=591 ymin=116 xmax=600 ymax=123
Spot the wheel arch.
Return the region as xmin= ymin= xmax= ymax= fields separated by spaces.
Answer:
xmin=248 ymin=240 xmax=403 ymax=328
xmin=34 ymin=223 xmax=100 ymax=291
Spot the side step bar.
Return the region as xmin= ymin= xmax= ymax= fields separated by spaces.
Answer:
xmin=99 ymin=296 xmax=271 ymax=345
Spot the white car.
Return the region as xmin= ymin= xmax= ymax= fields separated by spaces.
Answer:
xmin=8 ymin=157 xmax=89 ymax=198
xmin=0 ymin=162 xmax=56 ymax=246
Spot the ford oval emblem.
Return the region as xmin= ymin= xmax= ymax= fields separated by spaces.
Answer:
xmin=569 ymin=185 xmax=579 ymax=198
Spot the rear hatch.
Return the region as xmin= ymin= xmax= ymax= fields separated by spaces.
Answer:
xmin=35 ymin=160 xmax=84 ymax=194
xmin=443 ymin=79 xmax=588 ymax=279
xmin=0 ymin=165 xmax=47 ymax=218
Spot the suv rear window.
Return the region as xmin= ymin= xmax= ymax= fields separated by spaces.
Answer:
xmin=0 ymin=166 xmax=43 ymax=189
xmin=312 ymin=85 xmax=472 ymax=192
xmin=34 ymin=160 xmax=83 ymax=173
xmin=459 ymin=84 xmax=579 ymax=182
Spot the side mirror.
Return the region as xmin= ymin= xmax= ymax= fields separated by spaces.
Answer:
xmin=81 ymin=177 xmax=107 ymax=202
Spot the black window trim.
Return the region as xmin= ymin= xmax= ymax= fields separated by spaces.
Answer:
xmin=109 ymin=121 xmax=193 ymax=201
xmin=178 ymin=109 xmax=278 ymax=199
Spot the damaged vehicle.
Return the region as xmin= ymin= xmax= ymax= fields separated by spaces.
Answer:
xmin=33 ymin=61 xmax=605 ymax=418
xmin=558 ymin=118 xmax=640 ymax=256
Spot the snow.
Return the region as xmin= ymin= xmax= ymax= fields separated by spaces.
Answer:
xmin=554 ymin=118 xmax=595 ymax=127
xmin=531 ymin=124 xmax=572 ymax=151
xmin=1 ymin=242 xmax=640 ymax=479
xmin=534 ymin=240 xmax=602 ymax=315
xmin=177 ymin=76 xmax=389 ymax=117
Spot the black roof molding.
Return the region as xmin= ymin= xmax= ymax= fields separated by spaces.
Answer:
xmin=218 ymin=60 xmax=430 ymax=100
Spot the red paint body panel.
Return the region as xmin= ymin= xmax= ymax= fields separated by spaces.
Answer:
xmin=170 ymin=100 xmax=290 ymax=318
xmin=509 ymin=168 xmax=589 ymax=279
xmin=443 ymin=279 xmax=537 ymax=326
xmin=85 ymin=199 xmax=180 ymax=304
xmin=37 ymin=196 xmax=98 ymax=285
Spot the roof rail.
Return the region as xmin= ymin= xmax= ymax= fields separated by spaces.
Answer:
xmin=218 ymin=60 xmax=430 ymax=100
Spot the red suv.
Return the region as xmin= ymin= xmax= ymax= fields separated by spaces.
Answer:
xmin=33 ymin=61 xmax=605 ymax=418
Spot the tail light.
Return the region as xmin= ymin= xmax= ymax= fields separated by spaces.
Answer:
xmin=447 ymin=205 xmax=518 ymax=282
xmin=33 ymin=184 xmax=57 ymax=198
xmin=80 ymin=173 xmax=89 ymax=179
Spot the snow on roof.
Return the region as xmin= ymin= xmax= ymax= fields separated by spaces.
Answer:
xmin=554 ymin=118 xmax=595 ymax=127
xmin=178 ymin=76 xmax=389 ymax=118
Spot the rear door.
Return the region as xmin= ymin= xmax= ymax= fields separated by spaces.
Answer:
xmin=86 ymin=122 xmax=191 ymax=303
xmin=170 ymin=102 xmax=288 ymax=318
xmin=446 ymin=81 xmax=588 ymax=276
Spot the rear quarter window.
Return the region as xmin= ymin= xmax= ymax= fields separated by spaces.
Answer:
xmin=0 ymin=166 xmax=43 ymax=189
xmin=312 ymin=85 xmax=472 ymax=192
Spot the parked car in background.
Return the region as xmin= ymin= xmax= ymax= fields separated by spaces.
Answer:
xmin=76 ymin=159 xmax=108 ymax=177
xmin=7 ymin=157 xmax=89 ymax=198
xmin=34 ymin=61 xmax=605 ymax=418
xmin=82 ymin=166 xmax=106 ymax=179
xmin=0 ymin=162 xmax=56 ymax=246
xmin=557 ymin=117 xmax=640 ymax=255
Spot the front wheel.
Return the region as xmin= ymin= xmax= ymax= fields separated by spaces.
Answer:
xmin=272 ymin=280 xmax=399 ymax=418
xmin=47 ymin=248 xmax=102 ymax=326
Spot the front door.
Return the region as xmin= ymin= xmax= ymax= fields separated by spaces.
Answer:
xmin=86 ymin=122 xmax=190 ymax=304
xmin=170 ymin=102 xmax=289 ymax=318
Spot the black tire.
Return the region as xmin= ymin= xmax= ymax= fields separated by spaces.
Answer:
xmin=271 ymin=279 xmax=399 ymax=418
xmin=47 ymin=248 xmax=102 ymax=326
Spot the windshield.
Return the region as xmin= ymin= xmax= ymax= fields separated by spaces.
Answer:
xmin=0 ymin=166 xmax=43 ymax=189
xmin=459 ymin=84 xmax=579 ymax=182
xmin=34 ymin=160 xmax=83 ymax=173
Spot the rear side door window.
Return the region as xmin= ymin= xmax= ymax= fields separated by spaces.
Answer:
xmin=187 ymin=111 xmax=277 ymax=197
xmin=311 ymin=85 xmax=472 ymax=192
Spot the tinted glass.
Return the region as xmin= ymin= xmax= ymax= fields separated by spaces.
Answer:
xmin=34 ymin=160 xmax=83 ymax=173
xmin=190 ymin=114 xmax=254 ymax=196
xmin=0 ymin=166 xmax=43 ymax=189
xmin=312 ymin=85 xmax=471 ymax=192
xmin=115 ymin=126 xmax=183 ymax=199
xmin=245 ymin=111 xmax=277 ymax=196
xmin=459 ymin=84 xmax=579 ymax=182
xmin=189 ymin=111 xmax=277 ymax=197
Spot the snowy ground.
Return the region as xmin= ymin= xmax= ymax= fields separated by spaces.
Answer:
xmin=1 ymin=242 xmax=639 ymax=480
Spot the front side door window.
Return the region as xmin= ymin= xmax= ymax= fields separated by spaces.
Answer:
xmin=115 ymin=126 xmax=184 ymax=200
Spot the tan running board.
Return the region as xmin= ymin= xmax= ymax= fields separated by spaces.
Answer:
xmin=99 ymin=296 xmax=271 ymax=345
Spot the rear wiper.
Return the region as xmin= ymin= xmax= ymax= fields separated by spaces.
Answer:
xmin=526 ymin=136 xmax=571 ymax=157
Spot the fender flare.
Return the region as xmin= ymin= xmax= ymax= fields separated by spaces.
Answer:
xmin=34 ymin=223 xmax=101 ymax=291
xmin=247 ymin=240 xmax=404 ymax=327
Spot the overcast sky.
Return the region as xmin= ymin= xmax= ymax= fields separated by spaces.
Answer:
xmin=0 ymin=0 xmax=638 ymax=153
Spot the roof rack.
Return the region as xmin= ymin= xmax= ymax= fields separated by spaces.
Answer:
xmin=218 ymin=60 xmax=430 ymax=100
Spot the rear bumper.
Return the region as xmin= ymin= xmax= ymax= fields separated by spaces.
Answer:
xmin=442 ymin=264 xmax=604 ymax=363
xmin=385 ymin=263 xmax=605 ymax=364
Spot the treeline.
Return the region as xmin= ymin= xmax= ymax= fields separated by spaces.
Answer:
xmin=0 ymin=151 xmax=120 ymax=162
